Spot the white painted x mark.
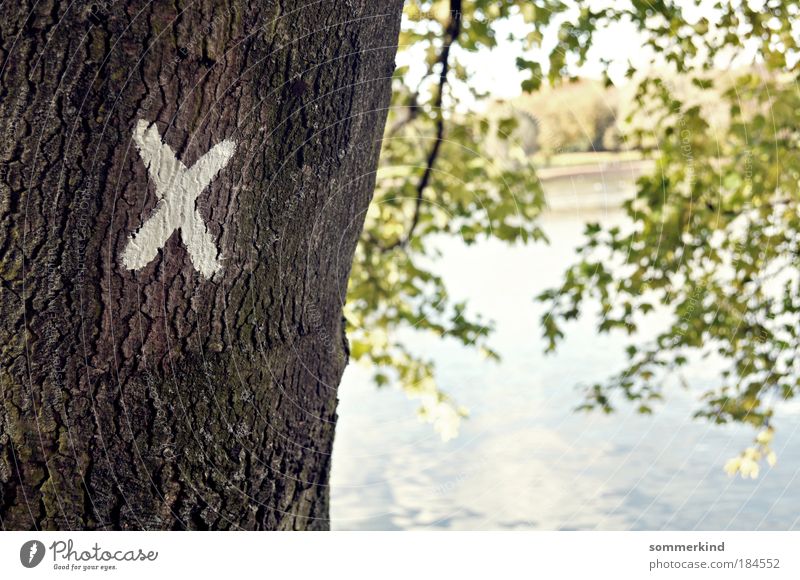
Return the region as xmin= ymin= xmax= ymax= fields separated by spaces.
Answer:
xmin=122 ymin=119 xmax=236 ymax=278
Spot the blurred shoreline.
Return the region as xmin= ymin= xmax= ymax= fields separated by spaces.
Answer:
xmin=538 ymin=158 xmax=653 ymax=182
xmin=537 ymin=154 xmax=653 ymax=214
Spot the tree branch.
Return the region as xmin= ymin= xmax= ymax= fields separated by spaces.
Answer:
xmin=383 ymin=0 xmax=462 ymax=251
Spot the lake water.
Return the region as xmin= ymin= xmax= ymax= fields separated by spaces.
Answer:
xmin=330 ymin=166 xmax=800 ymax=530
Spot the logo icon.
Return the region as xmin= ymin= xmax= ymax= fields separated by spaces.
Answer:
xmin=20 ymin=540 xmax=46 ymax=568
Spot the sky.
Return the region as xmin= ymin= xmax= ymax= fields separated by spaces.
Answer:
xmin=396 ymin=0 xmax=765 ymax=109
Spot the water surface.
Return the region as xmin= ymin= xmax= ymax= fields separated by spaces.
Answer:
xmin=330 ymin=166 xmax=800 ymax=530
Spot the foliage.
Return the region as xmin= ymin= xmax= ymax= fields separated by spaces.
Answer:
xmin=537 ymin=0 xmax=800 ymax=477
xmin=346 ymin=0 xmax=551 ymax=437
xmin=347 ymin=0 xmax=800 ymax=476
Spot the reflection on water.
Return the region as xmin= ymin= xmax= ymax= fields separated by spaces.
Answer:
xmin=330 ymin=166 xmax=800 ymax=530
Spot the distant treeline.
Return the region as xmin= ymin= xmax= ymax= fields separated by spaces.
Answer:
xmin=492 ymin=71 xmax=738 ymax=158
xmin=491 ymin=79 xmax=622 ymax=157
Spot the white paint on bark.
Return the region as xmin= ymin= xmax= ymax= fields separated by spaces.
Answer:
xmin=122 ymin=119 xmax=236 ymax=278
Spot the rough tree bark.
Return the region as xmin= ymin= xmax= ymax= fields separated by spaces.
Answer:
xmin=0 ymin=0 xmax=403 ymax=530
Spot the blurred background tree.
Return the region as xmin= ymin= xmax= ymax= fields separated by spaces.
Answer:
xmin=347 ymin=0 xmax=799 ymax=476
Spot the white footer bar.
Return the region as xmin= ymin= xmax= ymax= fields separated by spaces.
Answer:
xmin=2 ymin=531 xmax=798 ymax=579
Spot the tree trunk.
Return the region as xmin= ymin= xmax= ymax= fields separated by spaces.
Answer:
xmin=0 ymin=0 xmax=402 ymax=530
